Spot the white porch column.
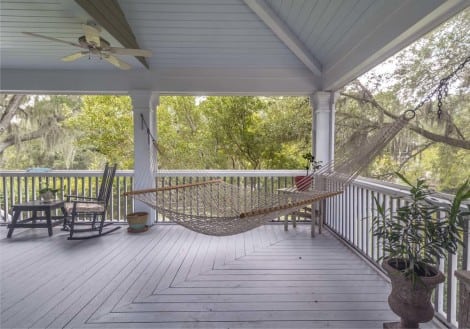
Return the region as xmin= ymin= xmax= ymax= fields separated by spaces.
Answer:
xmin=130 ymin=90 xmax=159 ymax=225
xmin=310 ymin=91 xmax=337 ymax=164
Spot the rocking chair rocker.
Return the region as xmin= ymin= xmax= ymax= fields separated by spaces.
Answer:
xmin=64 ymin=163 xmax=120 ymax=240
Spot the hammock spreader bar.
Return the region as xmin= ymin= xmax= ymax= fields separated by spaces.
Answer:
xmin=124 ymin=179 xmax=223 ymax=195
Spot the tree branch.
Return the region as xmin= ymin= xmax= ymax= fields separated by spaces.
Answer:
xmin=340 ymin=82 xmax=470 ymax=150
xmin=0 ymin=127 xmax=49 ymax=154
xmin=0 ymin=95 xmax=26 ymax=132
xmin=396 ymin=142 xmax=434 ymax=172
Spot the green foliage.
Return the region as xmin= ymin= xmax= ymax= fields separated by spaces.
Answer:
xmin=200 ymin=96 xmax=267 ymax=169
xmin=157 ymin=96 xmax=311 ymax=170
xmin=260 ymin=97 xmax=311 ymax=169
xmin=337 ymin=9 xmax=470 ymax=191
xmin=66 ymin=95 xmax=134 ymax=169
xmin=2 ymin=94 xmax=313 ymax=172
xmin=157 ymin=96 xmax=207 ymax=169
xmin=1 ymin=95 xmax=81 ymax=169
xmin=372 ymin=173 xmax=470 ymax=284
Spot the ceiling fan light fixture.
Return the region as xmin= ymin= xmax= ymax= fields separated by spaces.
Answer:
xmin=23 ymin=23 xmax=152 ymax=70
xmin=82 ymin=23 xmax=101 ymax=47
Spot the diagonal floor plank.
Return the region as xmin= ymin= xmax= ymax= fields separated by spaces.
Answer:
xmin=1 ymin=223 xmax=442 ymax=329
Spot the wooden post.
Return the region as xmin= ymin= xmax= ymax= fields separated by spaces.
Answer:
xmin=311 ymin=91 xmax=337 ymax=230
xmin=310 ymin=91 xmax=336 ymax=165
xmin=130 ymin=90 xmax=158 ymax=225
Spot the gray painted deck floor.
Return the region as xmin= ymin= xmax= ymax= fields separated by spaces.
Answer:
xmin=1 ymin=223 xmax=442 ymax=329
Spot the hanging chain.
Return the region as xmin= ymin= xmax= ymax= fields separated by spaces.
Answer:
xmin=436 ymin=56 xmax=469 ymax=118
xmin=406 ymin=55 xmax=470 ymax=120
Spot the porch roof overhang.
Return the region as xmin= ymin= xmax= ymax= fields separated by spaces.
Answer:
xmin=0 ymin=0 xmax=468 ymax=95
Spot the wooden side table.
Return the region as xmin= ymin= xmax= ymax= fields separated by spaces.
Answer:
xmin=278 ymin=188 xmax=321 ymax=237
xmin=7 ymin=200 xmax=66 ymax=238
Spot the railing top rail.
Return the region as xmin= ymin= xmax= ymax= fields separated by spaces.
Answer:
xmin=353 ymin=176 xmax=469 ymax=209
xmin=353 ymin=176 xmax=411 ymax=196
xmin=0 ymin=170 xmax=134 ymax=178
xmin=1 ymin=169 xmax=466 ymax=208
xmin=0 ymin=169 xmax=306 ymax=178
xmin=155 ymin=169 xmax=306 ymax=177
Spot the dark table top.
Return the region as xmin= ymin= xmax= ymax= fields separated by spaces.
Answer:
xmin=13 ymin=200 xmax=65 ymax=210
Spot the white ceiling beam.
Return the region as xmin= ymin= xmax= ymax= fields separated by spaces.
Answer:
xmin=243 ymin=0 xmax=322 ymax=77
xmin=0 ymin=68 xmax=317 ymax=96
xmin=322 ymin=0 xmax=469 ymax=91
xmin=74 ymin=0 xmax=149 ymax=69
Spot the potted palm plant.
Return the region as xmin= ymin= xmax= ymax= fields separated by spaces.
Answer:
xmin=294 ymin=152 xmax=322 ymax=191
xmin=372 ymin=173 xmax=470 ymax=329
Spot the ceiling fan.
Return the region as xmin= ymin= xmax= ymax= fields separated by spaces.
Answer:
xmin=23 ymin=23 xmax=152 ymax=70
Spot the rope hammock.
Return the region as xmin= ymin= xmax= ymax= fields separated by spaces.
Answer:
xmin=126 ymin=179 xmax=343 ymax=236
xmin=125 ymin=56 xmax=469 ymax=236
xmin=125 ymin=114 xmax=407 ymax=236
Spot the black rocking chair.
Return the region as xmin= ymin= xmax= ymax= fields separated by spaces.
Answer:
xmin=65 ymin=163 xmax=120 ymax=240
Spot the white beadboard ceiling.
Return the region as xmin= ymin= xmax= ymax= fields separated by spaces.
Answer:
xmin=0 ymin=0 xmax=468 ymax=95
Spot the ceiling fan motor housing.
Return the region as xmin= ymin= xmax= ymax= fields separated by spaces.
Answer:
xmin=78 ymin=35 xmax=110 ymax=51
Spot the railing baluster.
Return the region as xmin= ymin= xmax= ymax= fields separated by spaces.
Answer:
xmin=370 ymin=191 xmax=377 ymax=262
xmin=115 ymin=177 xmax=119 ymax=220
xmin=464 ymin=216 xmax=469 ymax=270
xmin=365 ymin=189 xmax=371 ymax=258
xmin=436 ymin=257 xmax=445 ymax=313
xmin=359 ymin=187 xmax=365 ymax=252
xmin=1 ymin=176 xmax=8 ymax=220
xmin=341 ymin=188 xmax=344 ymax=236
xmin=447 ymin=251 xmax=458 ymax=324
xmin=9 ymin=176 xmax=15 ymax=214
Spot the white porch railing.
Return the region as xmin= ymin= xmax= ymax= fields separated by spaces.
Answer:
xmin=0 ymin=169 xmax=305 ymax=223
xmin=0 ymin=170 xmax=136 ymax=222
xmin=0 ymin=169 xmax=467 ymax=328
xmin=325 ymin=176 xmax=469 ymax=328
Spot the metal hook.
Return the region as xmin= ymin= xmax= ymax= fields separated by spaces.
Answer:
xmin=403 ymin=110 xmax=416 ymax=120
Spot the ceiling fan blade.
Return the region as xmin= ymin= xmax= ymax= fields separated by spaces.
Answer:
xmin=22 ymin=32 xmax=82 ymax=48
xmin=82 ymin=24 xmax=101 ymax=47
xmin=103 ymin=54 xmax=131 ymax=70
xmin=107 ymin=47 xmax=152 ymax=57
xmin=62 ymin=52 xmax=88 ymax=62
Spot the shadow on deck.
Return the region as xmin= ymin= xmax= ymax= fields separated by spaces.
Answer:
xmin=1 ymin=223 xmax=442 ymax=329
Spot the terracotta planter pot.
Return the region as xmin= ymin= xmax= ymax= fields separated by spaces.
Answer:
xmin=294 ymin=176 xmax=313 ymax=191
xmin=382 ymin=258 xmax=445 ymax=329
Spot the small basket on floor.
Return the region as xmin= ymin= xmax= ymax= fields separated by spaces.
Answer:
xmin=126 ymin=212 xmax=148 ymax=233
xmin=127 ymin=225 xmax=149 ymax=233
